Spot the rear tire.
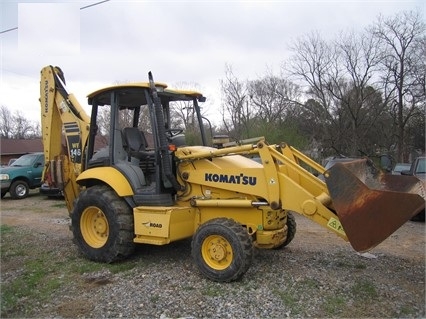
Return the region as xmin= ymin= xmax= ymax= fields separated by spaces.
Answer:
xmin=10 ymin=180 xmax=29 ymax=199
xmin=191 ymin=218 xmax=253 ymax=282
xmin=71 ymin=185 xmax=135 ymax=262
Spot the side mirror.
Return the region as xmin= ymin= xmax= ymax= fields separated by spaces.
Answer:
xmin=400 ymin=170 xmax=411 ymax=176
xmin=34 ymin=162 xmax=43 ymax=168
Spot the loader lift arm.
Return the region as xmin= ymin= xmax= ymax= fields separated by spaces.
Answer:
xmin=175 ymin=140 xmax=426 ymax=252
xmin=40 ymin=66 xmax=91 ymax=212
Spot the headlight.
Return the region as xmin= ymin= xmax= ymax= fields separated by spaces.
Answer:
xmin=0 ymin=174 xmax=10 ymax=180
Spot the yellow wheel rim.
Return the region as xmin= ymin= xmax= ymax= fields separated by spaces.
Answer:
xmin=80 ymin=206 xmax=109 ymax=248
xmin=201 ymin=235 xmax=233 ymax=270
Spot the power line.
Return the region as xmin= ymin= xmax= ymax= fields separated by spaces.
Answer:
xmin=0 ymin=0 xmax=111 ymax=35
xmin=0 ymin=27 xmax=18 ymax=35
xmin=80 ymin=0 xmax=111 ymax=10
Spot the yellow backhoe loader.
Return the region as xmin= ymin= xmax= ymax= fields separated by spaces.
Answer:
xmin=40 ymin=66 xmax=425 ymax=282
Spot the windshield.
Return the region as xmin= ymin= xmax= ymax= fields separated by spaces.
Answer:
xmin=416 ymin=158 xmax=426 ymax=174
xmin=11 ymin=154 xmax=39 ymax=167
xmin=394 ymin=163 xmax=410 ymax=171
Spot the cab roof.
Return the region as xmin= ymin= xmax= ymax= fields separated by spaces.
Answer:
xmin=87 ymin=82 xmax=205 ymax=107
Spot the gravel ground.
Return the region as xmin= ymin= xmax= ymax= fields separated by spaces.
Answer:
xmin=1 ymin=192 xmax=425 ymax=318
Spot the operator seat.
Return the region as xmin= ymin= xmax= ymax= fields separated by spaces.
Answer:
xmin=122 ymin=127 xmax=153 ymax=160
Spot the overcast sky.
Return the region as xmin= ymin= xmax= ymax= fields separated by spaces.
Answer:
xmin=0 ymin=0 xmax=424 ymax=125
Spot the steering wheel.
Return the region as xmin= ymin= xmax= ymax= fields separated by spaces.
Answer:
xmin=166 ymin=128 xmax=184 ymax=137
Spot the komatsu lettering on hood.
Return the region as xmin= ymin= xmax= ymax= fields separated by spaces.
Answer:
xmin=205 ymin=173 xmax=257 ymax=185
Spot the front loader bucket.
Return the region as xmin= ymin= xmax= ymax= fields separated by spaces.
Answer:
xmin=325 ymin=159 xmax=425 ymax=252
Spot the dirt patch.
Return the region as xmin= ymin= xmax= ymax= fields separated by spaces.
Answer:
xmin=294 ymin=212 xmax=425 ymax=262
xmin=1 ymin=190 xmax=425 ymax=318
xmin=1 ymin=190 xmax=424 ymax=260
xmin=1 ymin=190 xmax=69 ymax=230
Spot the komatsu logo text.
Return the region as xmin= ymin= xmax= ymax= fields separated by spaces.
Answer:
xmin=44 ymin=80 xmax=49 ymax=113
xmin=205 ymin=173 xmax=257 ymax=186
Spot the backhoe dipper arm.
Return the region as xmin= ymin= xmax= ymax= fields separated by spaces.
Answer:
xmin=40 ymin=66 xmax=91 ymax=211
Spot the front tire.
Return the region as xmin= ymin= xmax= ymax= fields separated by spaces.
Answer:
xmin=71 ymin=185 xmax=135 ymax=262
xmin=10 ymin=180 xmax=29 ymax=199
xmin=191 ymin=218 xmax=253 ymax=282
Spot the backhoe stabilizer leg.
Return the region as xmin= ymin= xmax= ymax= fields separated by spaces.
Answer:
xmin=325 ymin=159 xmax=425 ymax=252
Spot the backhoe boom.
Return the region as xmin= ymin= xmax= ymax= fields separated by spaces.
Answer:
xmin=40 ymin=66 xmax=90 ymax=212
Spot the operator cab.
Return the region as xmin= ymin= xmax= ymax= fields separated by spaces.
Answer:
xmin=86 ymin=81 xmax=206 ymax=207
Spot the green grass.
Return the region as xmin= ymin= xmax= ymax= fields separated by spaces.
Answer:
xmin=354 ymin=262 xmax=367 ymax=269
xmin=0 ymin=224 xmax=13 ymax=233
xmin=1 ymin=256 xmax=64 ymax=317
xmin=183 ymin=285 xmax=195 ymax=291
xmin=202 ymin=283 xmax=223 ymax=297
xmin=107 ymin=260 xmax=137 ymax=274
xmin=0 ymin=225 xmax=138 ymax=318
xmin=0 ymin=225 xmax=28 ymax=258
xmin=351 ymin=279 xmax=378 ymax=300
xmin=273 ymin=277 xmax=382 ymax=317
xmin=273 ymin=289 xmax=300 ymax=314
xmin=273 ymin=278 xmax=321 ymax=315
xmin=322 ymin=295 xmax=345 ymax=316
xmin=50 ymin=202 xmax=67 ymax=208
xmin=397 ymin=305 xmax=418 ymax=317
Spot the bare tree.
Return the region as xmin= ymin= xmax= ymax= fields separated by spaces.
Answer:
xmin=13 ymin=111 xmax=34 ymax=139
xmin=248 ymin=71 xmax=300 ymax=125
xmin=370 ymin=10 xmax=426 ymax=161
xmin=0 ymin=106 xmax=41 ymax=139
xmin=287 ymin=32 xmax=338 ymax=123
xmin=168 ymin=81 xmax=203 ymax=129
xmin=0 ymin=105 xmax=14 ymax=138
xmin=332 ymin=30 xmax=387 ymax=154
xmin=286 ymin=29 xmax=398 ymax=156
xmin=285 ymin=32 xmax=344 ymax=154
xmin=219 ymin=64 xmax=251 ymax=141
xmin=246 ymin=71 xmax=304 ymax=144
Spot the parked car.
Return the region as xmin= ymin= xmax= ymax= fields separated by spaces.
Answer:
xmin=401 ymin=156 xmax=425 ymax=221
xmin=392 ymin=162 xmax=411 ymax=175
xmin=401 ymin=156 xmax=426 ymax=180
xmin=0 ymin=152 xmax=44 ymax=199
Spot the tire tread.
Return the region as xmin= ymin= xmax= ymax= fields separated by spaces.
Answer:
xmin=71 ymin=185 xmax=134 ymax=262
xmin=192 ymin=218 xmax=253 ymax=282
